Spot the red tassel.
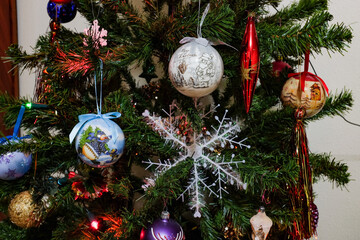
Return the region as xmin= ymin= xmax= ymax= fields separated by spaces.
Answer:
xmin=290 ymin=108 xmax=317 ymax=239
xmin=240 ymin=13 xmax=260 ymax=113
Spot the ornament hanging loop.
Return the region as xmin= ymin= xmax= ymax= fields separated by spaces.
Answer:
xmin=197 ymin=3 xmax=210 ymax=39
xmin=94 ymin=59 xmax=104 ymax=115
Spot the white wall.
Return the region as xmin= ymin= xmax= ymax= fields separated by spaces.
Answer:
xmin=17 ymin=0 xmax=88 ymax=98
xmin=307 ymin=0 xmax=360 ymax=239
xmin=17 ymin=1 xmax=360 ymax=239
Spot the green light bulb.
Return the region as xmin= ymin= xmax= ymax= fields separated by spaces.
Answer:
xmin=25 ymin=102 xmax=32 ymax=109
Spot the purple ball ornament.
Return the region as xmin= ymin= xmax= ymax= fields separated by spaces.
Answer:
xmin=140 ymin=211 xmax=185 ymax=240
xmin=0 ymin=136 xmax=32 ymax=181
xmin=47 ymin=0 xmax=77 ymax=23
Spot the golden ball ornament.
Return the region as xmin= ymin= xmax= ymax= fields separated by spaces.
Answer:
xmin=281 ymin=72 xmax=327 ymax=118
xmin=8 ymin=191 xmax=42 ymax=228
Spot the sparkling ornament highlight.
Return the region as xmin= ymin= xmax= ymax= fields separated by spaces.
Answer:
xmin=281 ymin=51 xmax=328 ymax=118
xmin=8 ymin=191 xmax=42 ymax=228
xmin=250 ymin=207 xmax=273 ymax=240
xmin=169 ymin=38 xmax=224 ymax=98
xmin=140 ymin=211 xmax=184 ymax=240
xmin=47 ymin=1 xmax=77 ymax=23
xmin=240 ymin=13 xmax=260 ymax=113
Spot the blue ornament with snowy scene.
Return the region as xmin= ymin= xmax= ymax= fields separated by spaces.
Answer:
xmin=73 ymin=117 xmax=125 ymax=168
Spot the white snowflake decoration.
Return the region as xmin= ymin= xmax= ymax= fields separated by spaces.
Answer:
xmin=142 ymin=105 xmax=250 ymax=218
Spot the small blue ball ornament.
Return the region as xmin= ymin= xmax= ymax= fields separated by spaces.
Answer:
xmin=74 ymin=118 xmax=125 ymax=168
xmin=47 ymin=1 xmax=77 ymax=23
xmin=0 ymin=138 xmax=32 ymax=181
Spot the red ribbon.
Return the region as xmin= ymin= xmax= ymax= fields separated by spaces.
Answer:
xmin=288 ymin=72 xmax=329 ymax=95
xmin=288 ymin=50 xmax=329 ymax=95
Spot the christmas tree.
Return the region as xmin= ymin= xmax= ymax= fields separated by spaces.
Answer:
xmin=0 ymin=0 xmax=354 ymax=239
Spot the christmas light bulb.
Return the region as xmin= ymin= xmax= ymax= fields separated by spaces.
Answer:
xmin=91 ymin=220 xmax=99 ymax=230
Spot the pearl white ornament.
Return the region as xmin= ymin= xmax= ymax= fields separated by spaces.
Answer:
xmin=168 ymin=38 xmax=224 ymax=98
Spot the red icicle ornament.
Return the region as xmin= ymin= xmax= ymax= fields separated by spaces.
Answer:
xmin=240 ymin=13 xmax=260 ymax=113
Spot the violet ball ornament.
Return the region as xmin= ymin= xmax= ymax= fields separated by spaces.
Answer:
xmin=140 ymin=211 xmax=185 ymax=240
xmin=168 ymin=38 xmax=224 ymax=98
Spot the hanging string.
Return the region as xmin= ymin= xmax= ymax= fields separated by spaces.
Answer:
xmin=94 ymin=59 xmax=104 ymax=115
xmin=196 ymin=0 xmax=201 ymax=38
xmin=90 ymin=0 xmax=101 ymax=20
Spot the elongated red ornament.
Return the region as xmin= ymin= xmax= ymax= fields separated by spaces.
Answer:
xmin=240 ymin=13 xmax=260 ymax=113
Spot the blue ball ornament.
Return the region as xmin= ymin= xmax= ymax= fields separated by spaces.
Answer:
xmin=0 ymin=137 xmax=32 ymax=181
xmin=74 ymin=118 xmax=125 ymax=168
xmin=47 ymin=1 xmax=77 ymax=23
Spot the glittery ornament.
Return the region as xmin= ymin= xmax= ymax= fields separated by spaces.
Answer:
xmin=8 ymin=191 xmax=42 ymax=228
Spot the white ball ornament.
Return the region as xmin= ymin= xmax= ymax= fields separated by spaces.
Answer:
xmin=73 ymin=117 xmax=125 ymax=168
xmin=168 ymin=38 xmax=224 ymax=98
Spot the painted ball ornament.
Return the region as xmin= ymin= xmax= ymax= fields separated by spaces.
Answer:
xmin=0 ymin=138 xmax=32 ymax=180
xmin=169 ymin=38 xmax=224 ymax=98
xmin=281 ymin=72 xmax=327 ymax=118
xmin=8 ymin=191 xmax=42 ymax=228
xmin=140 ymin=211 xmax=185 ymax=240
xmin=47 ymin=0 xmax=77 ymax=23
xmin=74 ymin=118 xmax=125 ymax=168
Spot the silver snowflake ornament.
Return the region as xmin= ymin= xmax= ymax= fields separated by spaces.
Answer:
xmin=142 ymin=106 xmax=250 ymax=218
